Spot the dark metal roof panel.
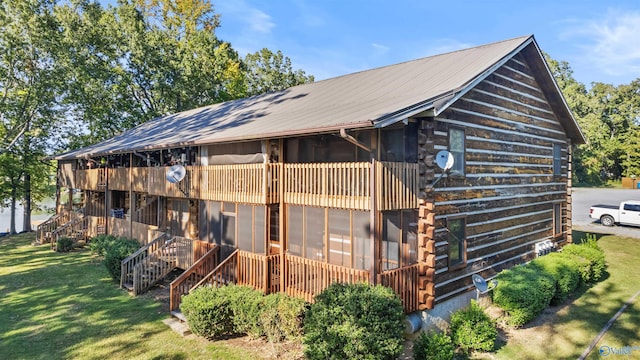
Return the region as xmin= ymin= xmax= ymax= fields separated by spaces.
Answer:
xmin=56 ymin=35 xmax=574 ymax=160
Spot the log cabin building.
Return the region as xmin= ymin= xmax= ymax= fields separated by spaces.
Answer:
xmin=40 ymin=35 xmax=585 ymax=320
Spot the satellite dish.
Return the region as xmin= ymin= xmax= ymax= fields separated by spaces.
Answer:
xmin=166 ymin=165 xmax=186 ymax=184
xmin=472 ymin=274 xmax=498 ymax=299
xmin=435 ymin=150 xmax=455 ymax=171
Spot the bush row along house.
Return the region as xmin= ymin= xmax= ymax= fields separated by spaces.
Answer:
xmin=40 ymin=35 xmax=585 ymax=319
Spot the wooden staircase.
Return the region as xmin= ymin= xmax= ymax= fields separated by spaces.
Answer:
xmin=120 ymin=233 xmax=174 ymax=295
xmin=169 ymin=244 xmax=220 ymax=313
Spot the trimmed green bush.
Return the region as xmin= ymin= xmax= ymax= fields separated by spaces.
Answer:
xmin=180 ymin=286 xmax=233 ymax=339
xmin=413 ymin=330 xmax=455 ymax=360
xmin=562 ymin=243 xmax=606 ymax=283
xmin=492 ymin=264 xmax=555 ymax=327
xmin=103 ymin=237 xmax=140 ymax=280
xmin=261 ymin=293 xmax=307 ymax=342
xmin=303 ymin=282 xmax=405 ymax=360
xmin=450 ymin=300 xmax=497 ymax=353
xmin=530 ymin=252 xmax=580 ymax=304
xmin=89 ymin=234 xmax=119 ymax=256
xmin=216 ymin=284 xmax=265 ymax=338
xmin=56 ymin=237 xmax=74 ymax=252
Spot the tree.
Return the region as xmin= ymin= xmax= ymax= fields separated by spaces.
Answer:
xmin=55 ymin=0 xmax=246 ymax=147
xmin=0 ymin=0 xmax=62 ymax=233
xmin=243 ymin=48 xmax=314 ymax=97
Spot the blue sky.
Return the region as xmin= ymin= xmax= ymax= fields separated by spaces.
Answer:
xmin=213 ymin=0 xmax=640 ymax=87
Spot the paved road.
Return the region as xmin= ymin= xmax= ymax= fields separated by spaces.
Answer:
xmin=572 ymin=187 xmax=640 ymax=238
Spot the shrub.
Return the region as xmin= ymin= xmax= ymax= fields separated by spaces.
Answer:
xmin=413 ymin=331 xmax=455 ymax=360
xmin=103 ymin=237 xmax=140 ymax=280
xmin=492 ymin=265 xmax=555 ymax=327
xmin=562 ymin=243 xmax=606 ymax=283
xmin=216 ymin=284 xmax=265 ymax=338
xmin=89 ymin=234 xmax=119 ymax=256
xmin=450 ymin=300 xmax=497 ymax=353
xmin=261 ymin=293 xmax=308 ymax=342
xmin=180 ymin=286 xmax=233 ymax=339
xmin=303 ymin=283 xmax=404 ymax=360
xmin=530 ymin=252 xmax=580 ymax=304
xmin=56 ymin=237 xmax=74 ymax=252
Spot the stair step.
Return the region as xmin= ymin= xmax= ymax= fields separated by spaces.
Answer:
xmin=171 ymin=310 xmax=188 ymax=322
xmin=163 ymin=317 xmax=191 ymax=336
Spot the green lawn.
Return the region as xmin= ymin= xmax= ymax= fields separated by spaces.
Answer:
xmin=2 ymin=231 xmax=639 ymax=359
xmin=493 ymin=231 xmax=640 ymax=359
xmin=0 ymin=233 xmax=264 ymax=360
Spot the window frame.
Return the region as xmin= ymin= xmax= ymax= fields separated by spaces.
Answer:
xmin=447 ymin=215 xmax=467 ymax=270
xmin=448 ymin=127 xmax=466 ymax=177
xmin=553 ymin=203 xmax=562 ymax=237
xmin=553 ymin=144 xmax=562 ymax=176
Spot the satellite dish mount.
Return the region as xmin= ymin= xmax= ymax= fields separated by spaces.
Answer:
xmin=166 ymin=165 xmax=189 ymax=196
xmin=433 ymin=150 xmax=455 ymax=186
xmin=472 ymin=274 xmax=498 ymax=300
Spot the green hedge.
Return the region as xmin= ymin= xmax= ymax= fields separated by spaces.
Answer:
xmin=180 ymin=285 xmax=307 ymax=342
xmin=180 ymin=286 xmax=233 ymax=339
xmin=56 ymin=237 xmax=74 ymax=252
xmin=492 ymin=264 xmax=556 ymax=327
xmin=303 ymin=282 xmax=405 ymax=360
xmin=101 ymin=237 xmax=140 ymax=280
xmin=450 ymin=300 xmax=497 ymax=353
xmin=89 ymin=234 xmax=120 ymax=256
xmin=413 ymin=331 xmax=455 ymax=360
xmin=261 ymin=293 xmax=307 ymax=342
xmin=530 ymin=252 xmax=580 ymax=305
xmin=561 ymin=243 xmax=606 ymax=283
xmin=493 ymin=240 xmax=607 ymax=327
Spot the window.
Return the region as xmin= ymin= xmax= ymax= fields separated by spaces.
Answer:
xmin=381 ymin=210 xmax=418 ymax=270
xmin=382 ymin=212 xmax=401 ymax=270
xmin=553 ymin=144 xmax=562 ymax=175
xmin=286 ymin=206 xmax=371 ymax=270
xmin=449 ymin=128 xmax=465 ymax=176
xmin=447 ymin=216 xmax=466 ymax=269
xmin=553 ymin=203 xmax=562 ymax=237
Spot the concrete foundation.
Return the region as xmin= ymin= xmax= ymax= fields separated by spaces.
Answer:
xmin=418 ymin=290 xmax=476 ymax=332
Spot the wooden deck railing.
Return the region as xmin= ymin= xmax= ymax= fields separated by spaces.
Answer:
xmin=199 ymin=164 xmax=280 ymax=204
xmin=76 ymin=168 xmax=106 ymax=190
xmin=107 ymin=167 xmax=130 ymax=191
xmin=284 ymin=162 xmax=370 ymax=210
xmin=378 ymin=264 xmax=420 ymax=313
xmin=283 ymin=161 xmax=418 ymax=210
xmin=169 ymin=245 xmax=220 ymax=312
xmin=285 ymin=255 xmax=370 ymax=303
xmin=376 ymin=162 xmax=419 ymax=211
xmin=192 ymin=251 xmax=281 ymax=292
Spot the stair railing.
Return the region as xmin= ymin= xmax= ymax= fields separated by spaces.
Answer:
xmin=120 ymin=233 xmax=170 ymax=290
xmin=169 ymin=244 xmax=220 ymax=312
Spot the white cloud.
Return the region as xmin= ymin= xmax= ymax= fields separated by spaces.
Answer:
xmin=562 ymin=9 xmax=640 ymax=78
xmin=217 ymin=0 xmax=275 ymax=35
xmin=371 ymin=43 xmax=390 ymax=54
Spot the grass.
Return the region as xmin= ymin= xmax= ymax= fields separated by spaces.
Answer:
xmin=0 ymin=233 xmax=265 ymax=360
xmin=492 ymin=231 xmax=640 ymax=359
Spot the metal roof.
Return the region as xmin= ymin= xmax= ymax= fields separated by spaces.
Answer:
xmin=54 ymin=35 xmax=584 ymax=160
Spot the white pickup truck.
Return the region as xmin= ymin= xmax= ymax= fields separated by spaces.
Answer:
xmin=589 ymin=200 xmax=640 ymax=227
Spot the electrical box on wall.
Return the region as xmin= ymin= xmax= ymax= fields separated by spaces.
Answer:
xmin=535 ymin=240 xmax=556 ymax=257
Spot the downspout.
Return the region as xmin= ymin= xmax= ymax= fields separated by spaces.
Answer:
xmin=339 ymin=128 xmax=371 ymax=152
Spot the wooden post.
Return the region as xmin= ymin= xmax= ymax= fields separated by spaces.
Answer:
xmin=369 ymin=157 xmax=377 ymax=285
xmin=129 ymin=153 xmax=134 ymax=240
xmin=278 ymin=139 xmax=286 ymax=294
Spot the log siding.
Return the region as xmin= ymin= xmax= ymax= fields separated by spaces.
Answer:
xmin=425 ymin=54 xmax=571 ymax=304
